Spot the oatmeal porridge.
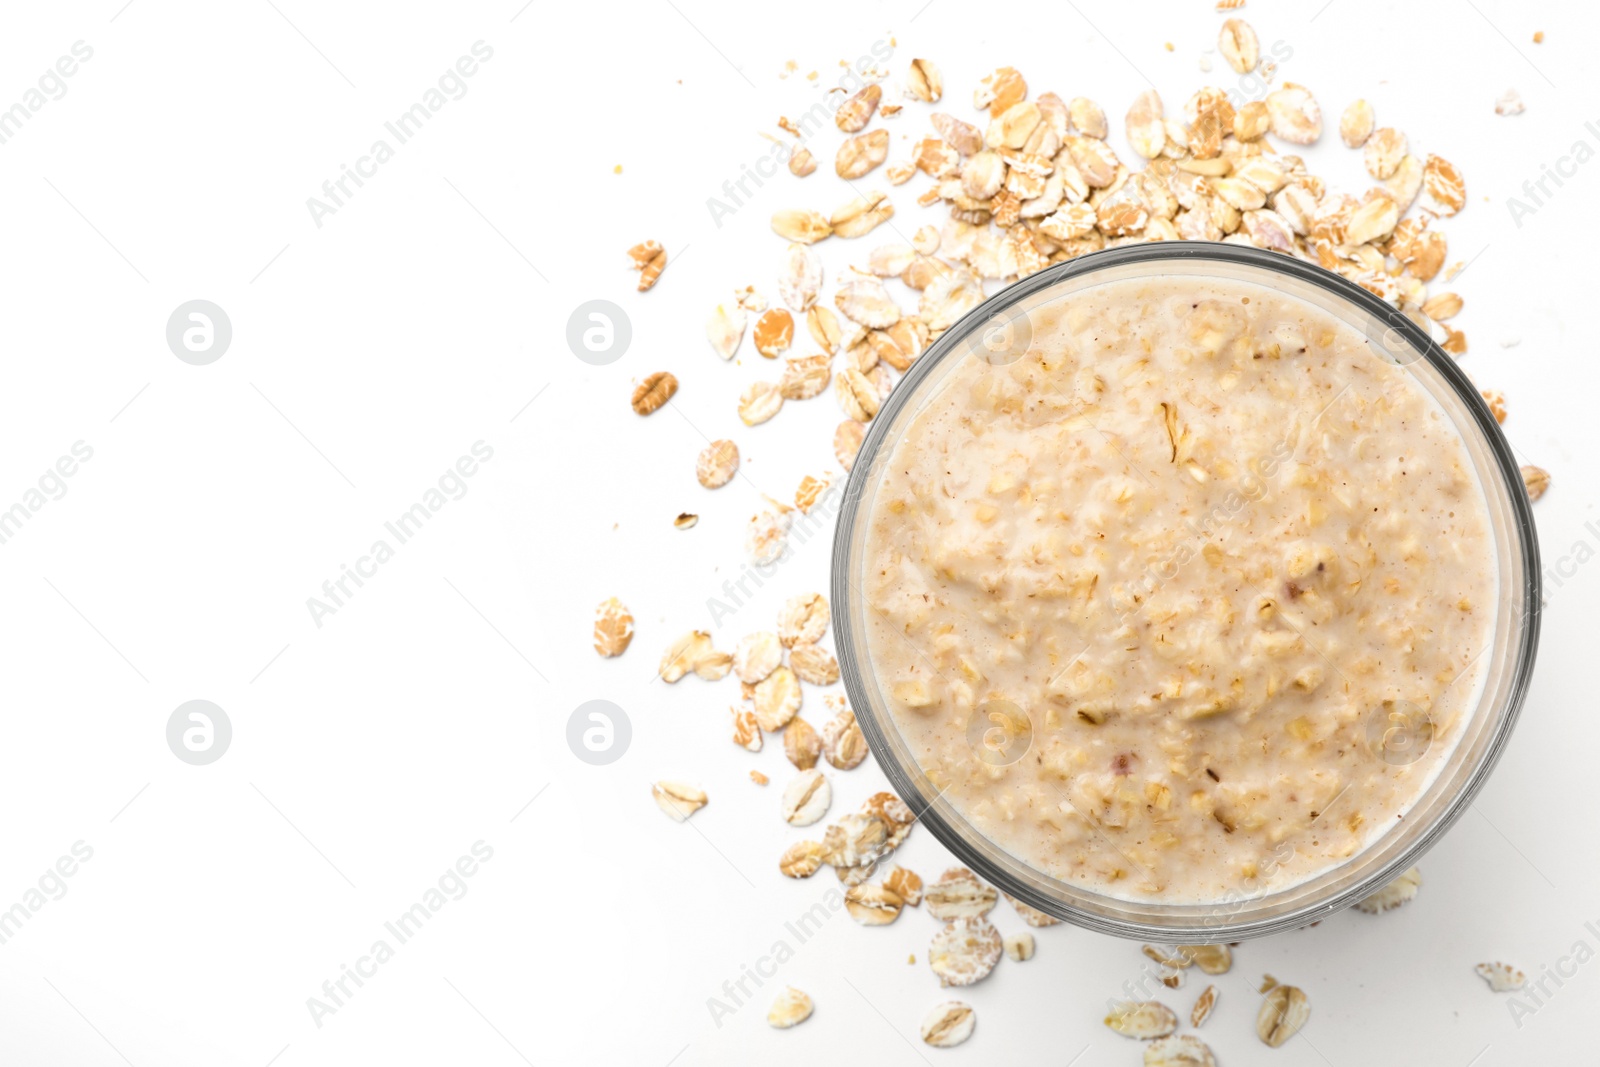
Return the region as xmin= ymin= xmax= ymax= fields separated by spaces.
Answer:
xmin=861 ymin=275 xmax=1496 ymax=903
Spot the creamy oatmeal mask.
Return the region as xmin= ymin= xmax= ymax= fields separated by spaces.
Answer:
xmin=832 ymin=244 xmax=1540 ymax=940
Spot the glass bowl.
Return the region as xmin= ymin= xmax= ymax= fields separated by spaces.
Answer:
xmin=831 ymin=242 xmax=1541 ymax=941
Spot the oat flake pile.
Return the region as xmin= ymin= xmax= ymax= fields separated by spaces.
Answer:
xmin=605 ymin=11 xmax=1549 ymax=1057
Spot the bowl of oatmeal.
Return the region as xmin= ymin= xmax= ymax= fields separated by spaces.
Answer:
xmin=832 ymin=242 xmax=1540 ymax=940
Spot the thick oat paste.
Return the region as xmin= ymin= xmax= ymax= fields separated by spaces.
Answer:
xmin=863 ymin=276 xmax=1495 ymax=903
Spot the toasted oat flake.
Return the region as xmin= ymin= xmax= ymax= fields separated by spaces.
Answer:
xmin=767 ymin=987 xmax=813 ymax=1029
xmin=744 ymin=507 xmax=790 ymax=565
xmin=835 ymin=276 xmax=902 ymax=328
xmin=776 ymin=244 xmax=821 ymax=315
xmin=975 ymin=67 xmax=1026 ymax=113
xmin=1126 ymin=90 xmax=1168 ymax=159
xmin=1257 ymin=984 xmax=1310 ymax=1047
xmin=1476 ymin=962 xmax=1527 ymax=992
xmin=1521 ymin=464 xmax=1550 ymax=500
xmin=779 ymin=839 xmax=823 ymax=878
xmin=846 ymin=883 xmax=905 ymax=925
xmin=836 ymin=85 xmax=882 ymax=133
xmin=752 ymin=308 xmax=795 ymax=359
xmin=790 ymin=643 xmax=841 ymax=686
xmin=925 ymin=867 xmax=998 ymax=921
xmin=1354 ymin=865 xmax=1422 ymax=913
xmin=835 ymin=859 xmax=877 ymax=886
xmin=929 ymin=917 xmax=1003 ymax=987
xmin=651 ymin=780 xmax=706 ymax=822
xmin=630 ymin=372 xmax=677 ymax=415
xmin=732 ymin=707 xmax=763 ymax=752
xmin=920 ymin=1001 xmax=976 ymax=1048
xmin=1145 ymin=1035 xmax=1217 ymax=1067
xmin=1422 ymin=292 xmax=1463 ymax=320
xmin=738 ymin=381 xmax=785 ymax=426
xmin=755 ymin=665 xmax=803 ymax=731
xmin=673 ymin=512 xmax=697 ymax=530
xmin=592 ymin=597 xmax=634 ymax=657
xmin=788 ymin=148 xmax=817 ymax=177
xmin=784 ymin=716 xmax=821 ymax=769
xmin=795 ymin=473 xmax=833 ymax=514
xmin=750 ymin=770 xmax=768 ymax=785
xmin=1190 ymin=985 xmax=1217 ymax=1027
xmin=1481 ymin=389 xmax=1507 ymax=424
xmin=885 ymin=866 xmax=923 ymax=906
xmin=1105 ymin=1001 xmax=1179 ymax=1040
xmin=696 ymin=439 xmax=739 ymax=489
xmin=782 ymin=768 xmax=831 ymax=825
xmin=907 ymin=58 xmax=943 ymax=103
xmin=1218 ymin=19 xmax=1259 ymax=74
xmin=1339 ymin=100 xmax=1374 ymax=147
xmin=1004 ymin=932 xmax=1035 ymax=961
xmin=627 ymin=240 xmax=668 ymax=291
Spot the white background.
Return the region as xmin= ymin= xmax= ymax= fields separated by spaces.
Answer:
xmin=0 ymin=0 xmax=1594 ymax=1064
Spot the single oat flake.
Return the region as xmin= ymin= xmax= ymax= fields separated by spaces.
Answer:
xmin=791 ymin=643 xmax=841 ymax=686
xmin=1145 ymin=1035 xmax=1217 ymax=1067
xmin=1476 ymin=962 xmax=1527 ymax=992
xmin=626 ymin=239 xmax=667 ymax=291
xmin=1354 ymin=866 xmax=1422 ymax=913
xmin=925 ymin=867 xmax=999 ymax=921
xmin=592 ymin=597 xmax=634 ymax=657
xmin=820 ymin=813 xmax=889 ymax=868
xmin=819 ymin=709 xmax=867 ymax=768
xmin=920 ymin=1001 xmax=976 ymax=1048
xmin=778 ymin=592 xmax=829 ymax=647
xmin=738 ymin=381 xmax=785 ymax=426
xmin=733 ymin=631 xmax=783 ymax=684
xmin=1004 ymin=932 xmax=1035 ymax=961
xmin=651 ymin=780 xmax=707 ymax=822
xmin=754 ymin=666 xmax=803 ymax=730
xmin=658 ymin=630 xmax=713 ymax=683
xmin=885 ymin=866 xmax=923 ymax=906
xmin=1190 ymin=985 xmax=1217 ymax=1027
xmin=929 ymin=916 xmax=1003 ymax=987
xmin=630 ymin=372 xmax=677 ymax=415
xmin=779 ymin=839 xmax=825 ymax=878
xmin=1104 ymin=1001 xmax=1179 ymax=1040
xmin=782 ymin=768 xmax=832 ymax=826
xmin=731 ymin=707 xmax=763 ymax=752
xmin=845 ymin=883 xmax=905 ymax=925
xmin=1257 ymin=985 xmax=1310 ymax=1047
xmin=749 ymin=769 xmax=768 ymax=785
xmin=705 ymin=303 xmax=746 ymax=361
xmin=753 ymin=308 xmax=795 ymax=357
xmin=1218 ymin=19 xmax=1259 ymax=74
xmin=784 ymin=716 xmax=821 ymax=769
xmin=767 ymin=987 xmax=813 ymax=1029
xmin=695 ymin=439 xmax=739 ymax=489
xmin=1521 ymin=464 xmax=1550 ymax=500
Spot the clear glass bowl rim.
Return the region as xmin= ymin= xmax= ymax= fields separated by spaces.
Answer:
xmin=830 ymin=241 xmax=1542 ymax=941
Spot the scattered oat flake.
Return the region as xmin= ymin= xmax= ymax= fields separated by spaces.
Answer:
xmin=767 ymin=987 xmax=813 ymax=1029
xmin=1257 ymin=984 xmax=1310 ymax=1047
xmin=734 ymin=631 xmax=783 ymax=684
xmin=885 ymin=866 xmax=923 ymax=906
xmin=921 ymin=1001 xmax=975 ymax=1048
xmin=846 ymin=883 xmax=905 ymax=925
xmin=672 ymin=512 xmax=697 ymax=530
xmin=791 ymin=643 xmax=841 ymax=686
xmin=1183 ymin=944 xmax=1232 ymax=975
xmin=738 ymin=381 xmax=785 ymax=426
xmin=706 ymin=304 xmax=746 ymax=361
xmin=732 ymin=707 xmax=763 ymax=752
xmin=630 ymin=372 xmax=677 ymax=415
xmin=626 ymin=240 xmax=667 ymax=291
xmin=651 ymin=780 xmax=706 ymax=822
xmin=755 ymin=666 xmax=803 ymax=731
xmin=753 ymin=308 xmax=794 ymax=358
xmin=1105 ymin=1001 xmax=1178 ymax=1040
xmin=1005 ymin=932 xmax=1035 ymax=961
xmin=779 ymin=839 xmax=825 ymax=878
xmin=658 ymin=630 xmax=712 ymax=683
xmin=907 ymin=58 xmax=943 ymax=103
xmin=795 ymin=473 xmax=832 ymax=513
xmin=1145 ymin=1035 xmax=1217 ymax=1067
xmin=784 ymin=716 xmax=821 ymax=769
xmin=929 ymin=916 xmax=1003 ymax=987
xmin=744 ymin=507 xmax=790 ymax=564
xmin=1340 ymin=99 xmax=1374 ymax=147
xmin=1191 ymin=985 xmax=1218 ymax=1028
xmin=1476 ymin=962 xmax=1527 ymax=992
xmin=1521 ymin=464 xmax=1550 ymax=501
xmin=1496 ymin=88 xmax=1525 ymax=115
xmin=778 ymin=592 xmax=829 ymax=648
xmin=821 ymin=813 xmax=889 ymax=869
xmin=834 ymin=420 xmax=866 ymax=471
xmin=592 ymin=597 xmax=634 ymax=657
xmin=1218 ymin=19 xmax=1259 ymax=74
xmin=782 ymin=768 xmax=831 ymax=826
xmin=749 ymin=769 xmax=768 ymax=785
xmin=925 ymin=867 xmax=998 ymax=921
xmin=695 ymin=439 xmax=739 ymax=489
xmin=1534 ymin=30 xmax=1544 ymax=42
xmin=1354 ymin=866 xmax=1422 ymax=913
